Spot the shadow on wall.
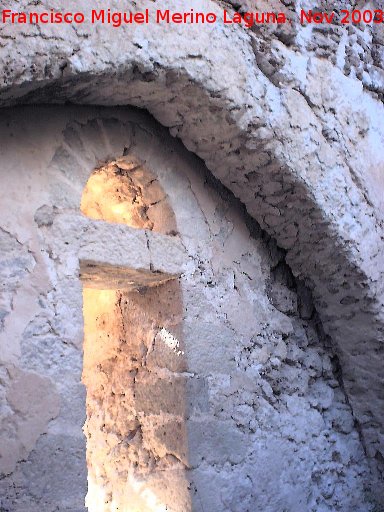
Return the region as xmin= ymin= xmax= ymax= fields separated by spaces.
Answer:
xmin=81 ymin=163 xmax=191 ymax=511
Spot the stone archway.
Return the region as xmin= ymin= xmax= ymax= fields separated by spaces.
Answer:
xmin=1 ymin=4 xmax=384 ymax=494
xmin=0 ymin=106 xmax=378 ymax=511
xmin=81 ymin=160 xmax=178 ymax=235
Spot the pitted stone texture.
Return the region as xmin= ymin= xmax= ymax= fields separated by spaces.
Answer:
xmin=0 ymin=434 xmax=87 ymax=512
xmin=0 ymin=2 xmax=383 ymax=489
xmin=0 ymin=229 xmax=35 ymax=331
xmin=0 ymin=368 xmax=60 ymax=476
xmin=81 ymin=159 xmax=178 ymax=235
xmin=82 ymin=281 xmax=189 ymax=511
xmin=42 ymin=212 xmax=186 ymax=287
xmin=0 ymin=108 xmax=378 ymax=510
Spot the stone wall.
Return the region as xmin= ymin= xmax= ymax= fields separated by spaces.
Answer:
xmin=0 ymin=4 xmax=383 ymax=496
xmin=83 ymin=283 xmax=189 ymax=512
xmin=0 ymin=106 xmax=377 ymax=511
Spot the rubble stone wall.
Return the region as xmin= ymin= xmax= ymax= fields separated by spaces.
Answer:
xmin=1 ymin=4 xmax=383 ymax=500
xmin=0 ymin=106 xmax=378 ymax=511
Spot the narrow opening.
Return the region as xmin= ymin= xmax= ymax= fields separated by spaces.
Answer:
xmin=80 ymin=161 xmax=190 ymax=511
xmin=81 ymin=157 xmax=177 ymax=235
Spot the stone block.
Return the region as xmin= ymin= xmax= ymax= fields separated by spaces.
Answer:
xmin=146 ymin=327 xmax=187 ymax=372
xmin=186 ymin=377 xmax=210 ymax=416
xmin=183 ymin=321 xmax=236 ymax=374
xmin=147 ymin=230 xmax=187 ymax=275
xmin=134 ymin=372 xmax=187 ymax=417
xmin=21 ymin=434 xmax=87 ymax=508
xmin=187 ymin=420 xmax=248 ymax=467
xmin=152 ymin=419 xmax=188 ymax=464
xmin=79 ymin=219 xmax=151 ymax=270
xmin=1 ymin=369 xmax=60 ymax=475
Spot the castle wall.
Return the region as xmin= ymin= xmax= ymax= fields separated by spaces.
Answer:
xmin=1 ymin=4 xmax=383 ymax=491
xmin=0 ymin=106 xmax=375 ymax=511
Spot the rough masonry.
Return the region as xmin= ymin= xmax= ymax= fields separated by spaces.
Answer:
xmin=0 ymin=0 xmax=383 ymax=509
xmin=0 ymin=106 xmax=380 ymax=511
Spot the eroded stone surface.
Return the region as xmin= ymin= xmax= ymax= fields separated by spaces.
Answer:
xmin=0 ymin=3 xmax=383 ymax=496
xmin=0 ymin=229 xmax=35 ymax=331
xmin=0 ymin=107 xmax=380 ymax=511
xmin=83 ymin=282 xmax=189 ymax=511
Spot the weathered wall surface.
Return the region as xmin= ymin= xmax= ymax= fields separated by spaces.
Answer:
xmin=0 ymin=107 xmax=376 ymax=511
xmin=83 ymin=283 xmax=190 ymax=512
xmin=0 ymin=2 xmax=383 ymax=497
